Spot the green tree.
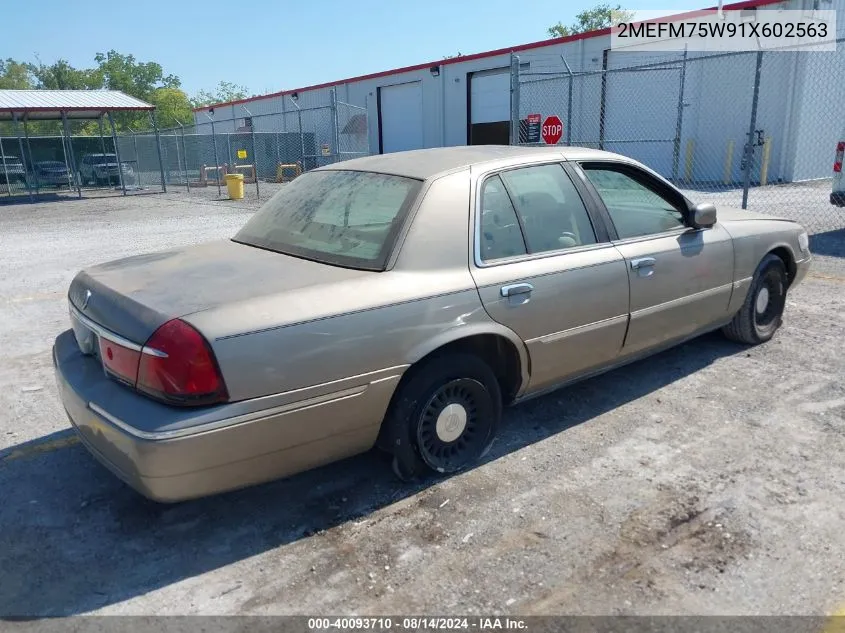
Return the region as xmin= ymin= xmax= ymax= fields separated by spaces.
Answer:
xmin=31 ymin=58 xmax=99 ymax=90
xmin=0 ymin=58 xmax=33 ymax=89
xmin=150 ymin=87 xmax=193 ymax=127
xmin=190 ymin=81 xmax=250 ymax=108
xmin=94 ymin=50 xmax=181 ymax=102
xmin=547 ymin=3 xmax=635 ymax=37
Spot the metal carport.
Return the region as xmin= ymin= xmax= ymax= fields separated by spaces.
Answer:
xmin=0 ymin=89 xmax=166 ymax=200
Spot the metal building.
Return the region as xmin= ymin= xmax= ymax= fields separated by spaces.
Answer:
xmin=193 ymin=0 xmax=845 ymax=189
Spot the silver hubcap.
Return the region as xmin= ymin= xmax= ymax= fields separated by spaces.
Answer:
xmin=435 ymin=403 xmax=467 ymax=443
xmin=756 ymin=287 xmax=770 ymax=314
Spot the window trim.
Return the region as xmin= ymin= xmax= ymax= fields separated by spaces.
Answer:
xmin=473 ymin=161 xmax=612 ymax=268
xmin=573 ymin=160 xmax=696 ymax=243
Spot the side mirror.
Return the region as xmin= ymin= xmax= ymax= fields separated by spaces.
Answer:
xmin=690 ymin=202 xmax=717 ymax=229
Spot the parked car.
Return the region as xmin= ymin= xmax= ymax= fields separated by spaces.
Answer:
xmin=78 ymin=153 xmax=134 ymax=186
xmin=54 ymin=146 xmax=812 ymax=502
xmin=33 ymin=161 xmax=72 ymax=188
xmin=832 ymin=140 xmax=844 ymax=206
xmin=0 ymin=155 xmax=27 ymax=185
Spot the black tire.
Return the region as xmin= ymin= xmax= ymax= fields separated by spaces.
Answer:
xmin=382 ymin=353 xmax=502 ymax=481
xmin=722 ymin=253 xmax=788 ymax=345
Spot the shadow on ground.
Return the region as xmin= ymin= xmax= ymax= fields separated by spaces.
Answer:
xmin=809 ymin=228 xmax=845 ymax=259
xmin=0 ymin=332 xmax=743 ymax=616
xmin=0 ymin=188 xmax=162 ymax=206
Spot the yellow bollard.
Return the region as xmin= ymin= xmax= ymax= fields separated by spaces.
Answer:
xmin=723 ymin=140 xmax=735 ymax=185
xmin=684 ymin=139 xmax=694 ymax=182
xmin=760 ymin=137 xmax=772 ymax=186
xmin=822 ymin=605 xmax=845 ymax=633
xmin=225 ymin=173 xmax=244 ymax=200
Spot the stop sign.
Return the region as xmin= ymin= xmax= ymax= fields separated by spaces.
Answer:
xmin=542 ymin=115 xmax=563 ymax=145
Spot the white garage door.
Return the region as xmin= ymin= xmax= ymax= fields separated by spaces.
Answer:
xmin=470 ymin=68 xmax=510 ymax=124
xmin=379 ymin=81 xmax=423 ymax=154
xmin=469 ymin=68 xmax=511 ymax=145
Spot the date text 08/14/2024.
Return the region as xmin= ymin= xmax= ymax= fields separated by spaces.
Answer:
xmin=307 ymin=617 xmax=528 ymax=631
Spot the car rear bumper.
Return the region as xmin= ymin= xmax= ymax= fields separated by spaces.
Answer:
xmin=53 ymin=329 xmax=399 ymax=502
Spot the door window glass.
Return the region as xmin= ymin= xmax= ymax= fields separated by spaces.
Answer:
xmin=582 ymin=166 xmax=686 ymax=239
xmin=501 ymin=164 xmax=597 ymax=253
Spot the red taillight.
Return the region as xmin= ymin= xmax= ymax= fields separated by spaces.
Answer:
xmin=99 ymin=338 xmax=141 ymax=386
xmin=137 ymin=319 xmax=228 ymax=406
xmin=835 ymin=142 xmax=844 ymax=173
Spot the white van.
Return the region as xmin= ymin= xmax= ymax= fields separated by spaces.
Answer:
xmin=833 ymin=140 xmax=845 ymax=206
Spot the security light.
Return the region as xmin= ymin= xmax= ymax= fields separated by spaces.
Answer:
xmin=430 ymin=65 xmax=441 ymax=77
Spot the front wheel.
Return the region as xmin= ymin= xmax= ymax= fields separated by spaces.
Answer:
xmin=722 ymin=253 xmax=788 ymax=345
xmin=383 ymin=353 xmax=501 ymax=480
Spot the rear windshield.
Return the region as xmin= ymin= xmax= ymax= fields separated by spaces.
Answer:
xmin=233 ymin=170 xmax=422 ymax=270
xmin=93 ymin=155 xmax=116 ymax=164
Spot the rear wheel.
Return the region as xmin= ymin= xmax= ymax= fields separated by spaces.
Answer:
xmin=722 ymin=253 xmax=788 ymax=345
xmin=383 ymin=353 xmax=501 ymax=480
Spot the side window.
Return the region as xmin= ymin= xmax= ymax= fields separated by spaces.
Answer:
xmin=500 ymin=164 xmax=597 ymax=254
xmin=479 ymin=175 xmax=527 ymax=261
xmin=581 ymin=165 xmax=686 ymax=239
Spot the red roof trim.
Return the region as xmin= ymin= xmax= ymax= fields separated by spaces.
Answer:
xmin=192 ymin=0 xmax=784 ymax=113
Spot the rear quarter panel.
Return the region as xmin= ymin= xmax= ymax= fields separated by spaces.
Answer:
xmin=184 ymin=170 xmax=529 ymax=404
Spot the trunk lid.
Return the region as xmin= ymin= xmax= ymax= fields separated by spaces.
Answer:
xmin=69 ymin=239 xmax=372 ymax=345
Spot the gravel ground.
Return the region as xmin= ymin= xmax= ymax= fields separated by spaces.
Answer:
xmin=0 ymin=193 xmax=843 ymax=617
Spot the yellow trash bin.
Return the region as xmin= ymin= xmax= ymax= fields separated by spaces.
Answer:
xmin=225 ymin=173 xmax=244 ymax=200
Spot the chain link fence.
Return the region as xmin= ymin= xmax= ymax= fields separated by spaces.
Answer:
xmin=0 ymin=112 xmax=170 ymax=199
xmin=126 ymin=88 xmax=370 ymax=203
xmin=514 ymin=40 xmax=845 ymax=235
xmin=0 ymin=87 xmax=368 ymax=203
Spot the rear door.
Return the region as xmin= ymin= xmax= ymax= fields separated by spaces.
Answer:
xmin=576 ymin=161 xmax=734 ymax=355
xmin=469 ymin=161 xmax=629 ymax=393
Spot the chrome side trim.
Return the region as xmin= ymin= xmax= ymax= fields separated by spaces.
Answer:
xmin=631 ymin=282 xmax=734 ymax=319
xmin=70 ymin=304 xmax=144 ymax=352
xmin=526 ymin=314 xmax=629 ymax=345
xmin=733 ymin=276 xmax=753 ymax=289
xmin=89 ymin=385 xmax=370 ymax=441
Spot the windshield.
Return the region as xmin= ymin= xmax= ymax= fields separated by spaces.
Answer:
xmin=233 ymin=170 xmax=422 ymax=270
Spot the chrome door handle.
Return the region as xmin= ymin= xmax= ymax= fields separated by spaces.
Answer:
xmin=630 ymin=257 xmax=656 ymax=270
xmin=500 ymin=282 xmax=534 ymax=297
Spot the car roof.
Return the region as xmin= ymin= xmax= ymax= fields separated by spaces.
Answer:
xmin=316 ymin=145 xmax=626 ymax=180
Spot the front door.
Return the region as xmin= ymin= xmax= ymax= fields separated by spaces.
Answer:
xmin=577 ymin=161 xmax=734 ymax=354
xmin=469 ymin=162 xmax=630 ymax=393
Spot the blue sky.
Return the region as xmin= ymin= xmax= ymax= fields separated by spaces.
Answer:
xmin=5 ymin=0 xmax=696 ymax=98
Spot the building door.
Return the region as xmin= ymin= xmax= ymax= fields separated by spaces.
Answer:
xmin=378 ymin=82 xmax=424 ymax=154
xmin=468 ymin=68 xmax=511 ymax=146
